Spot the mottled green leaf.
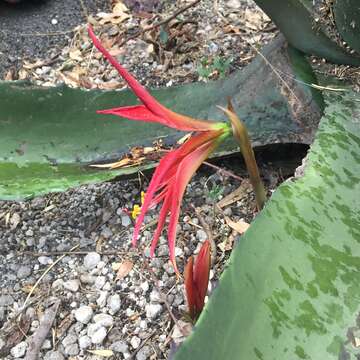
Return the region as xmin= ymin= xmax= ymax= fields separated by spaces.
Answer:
xmin=174 ymin=90 xmax=360 ymax=360
xmin=0 ymin=37 xmax=321 ymax=200
xmin=254 ymin=0 xmax=360 ymax=65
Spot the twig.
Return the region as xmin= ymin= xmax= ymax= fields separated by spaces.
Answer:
xmin=24 ymin=300 xmax=60 ymax=360
xmin=203 ymin=161 xmax=243 ymax=181
xmin=118 ymin=0 xmax=201 ymax=47
xmin=193 ymin=207 xmax=217 ymax=267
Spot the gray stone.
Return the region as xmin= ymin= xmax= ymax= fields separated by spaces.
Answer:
xmin=121 ymin=214 xmax=131 ymax=227
xmin=110 ymin=340 xmax=129 ymax=354
xmin=17 ymin=265 xmax=32 ymax=279
xmin=64 ymin=279 xmax=80 ymax=292
xmin=130 ymin=336 xmax=141 ymax=349
xmin=0 ymin=294 xmax=13 ymax=306
xmin=145 ymin=303 xmax=162 ymax=319
xmin=93 ymin=313 xmax=114 ymax=327
xmin=79 ymin=335 xmax=91 ymax=349
xmin=41 ymin=339 xmax=52 ymax=350
xmin=52 ymin=279 xmax=64 ymax=289
xmin=62 ymin=333 xmax=77 ymax=347
xmin=136 ymin=345 xmax=152 ymax=360
xmin=44 ymin=350 xmax=65 ymax=360
xmin=38 ymin=256 xmax=53 ymax=265
xmin=84 ymin=252 xmax=101 ymax=270
xmin=94 ymin=276 xmax=106 ymax=290
xmin=10 ymin=341 xmax=27 ymax=358
xmin=107 ymin=294 xmax=121 ymax=315
xmin=80 ymin=274 xmax=95 ymax=284
xmin=96 ymin=291 xmax=108 ymax=307
xmin=25 ymin=229 xmax=34 ymax=237
xmin=88 ymin=323 xmax=107 ymax=344
xmin=74 ymin=305 xmax=93 ymax=324
xmin=64 ymin=343 xmax=79 ymax=356
xmin=149 ymin=290 xmax=161 ymax=303
xmin=196 ymin=229 xmax=208 ymax=242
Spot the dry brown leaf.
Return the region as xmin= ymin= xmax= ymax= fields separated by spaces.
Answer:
xmin=113 ymin=1 xmax=128 ymax=14
xmin=87 ymin=349 xmax=114 ymax=357
xmin=225 ymin=216 xmax=250 ymax=234
xmin=116 ymin=260 xmax=133 ymax=279
xmin=55 ymin=314 xmax=74 ymax=339
xmin=98 ymin=12 xmax=129 ymax=25
xmin=216 ymin=181 xmax=251 ymax=209
xmin=1 ymin=315 xmax=31 ymax=356
xmin=4 ymin=69 xmax=14 ymax=81
xmin=69 ymin=49 xmax=83 ymax=62
xmin=23 ymin=59 xmax=46 ymax=70
xmin=97 ymin=81 xmax=123 ymax=90
xmin=90 ymin=157 xmax=144 ymax=169
xmin=18 ymin=68 xmax=29 ymax=80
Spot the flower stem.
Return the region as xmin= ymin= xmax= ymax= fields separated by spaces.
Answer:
xmin=219 ymin=100 xmax=267 ymax=210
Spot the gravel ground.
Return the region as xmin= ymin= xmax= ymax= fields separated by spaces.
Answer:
xmin=0 ymin=0 xmax=110 ymax=79
xmin=0 ymin=170 xmax=251 ymax=360
xmin=0 ymin=0 xmax=286 ymax=359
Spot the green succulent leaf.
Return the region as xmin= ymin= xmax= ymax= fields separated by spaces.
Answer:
xmin=253 ymin=0 xmax=360 ymax=65
xmin=173 ymin=90 xmax=360 ymax=360
xmin=0 ymin=37 xmax=321 ymax=200
xmin=333 ymin=0 xmax=360 ymax=53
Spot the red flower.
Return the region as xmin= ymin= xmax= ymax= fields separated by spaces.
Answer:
xmin=184 ymin=240 xmax=211 ymax=321
xmin=88 ymin=26 xmax=230 ymax=271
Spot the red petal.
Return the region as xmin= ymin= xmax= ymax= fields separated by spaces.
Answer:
xmin=167 ymin=137 xmax=219 ymax=265
xmin=184 ymin=256 xmax=197 ymax=320
xmin=88 ymin=26 xmax=221 ymax=132
xmin=97 ymin=105 xmax=166 ymax=124
xmin=150 ymin=193 xmax=172 ymax=257
xmin=193 ymin=240 xmax=211 ymax=312
xmin=132 ymin=149 xmax=180 ymax=245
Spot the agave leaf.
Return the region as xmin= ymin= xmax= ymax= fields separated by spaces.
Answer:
xmin=253 ymin=0 xmax=360 ymax=65
xmin=0 ymin=36 xmax=322 ymax=200
xmin=173 ymin=90 xmax=360 ymax=359
xmin=333 ymin=0 xmax=360 ymax=53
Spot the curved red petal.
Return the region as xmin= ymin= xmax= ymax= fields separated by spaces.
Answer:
xmin=184 ymin=256 xmax=197 ymax=320
xmin=88 ymin=26 xmax=221 ymax=132
xmin=97 ymin=105 xmax=168 ymax=125
xmin=193 ymin=240 xmax=211 ymax=311
xmin=167 ymin=138 xmax=219 ymax=265
xmin=149 ymin=193 xmax=172 ymax=257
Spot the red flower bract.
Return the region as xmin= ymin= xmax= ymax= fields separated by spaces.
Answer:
xmin=184 ymin=240 xmax=211 ymax=321
xmin=88 ymin=26 xmax=230 ymax=271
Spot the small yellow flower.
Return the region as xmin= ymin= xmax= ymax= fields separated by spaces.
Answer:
xmin=131 ymin=204 xmax=142 ymax=219
xmin=141 ymin=191 xmax=145 ymax=205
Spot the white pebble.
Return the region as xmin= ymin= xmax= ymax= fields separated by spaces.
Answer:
xmin=74 ymin=306 xmax=93 ymax=324
xmin=93 ymin=313 xmax=114 ymax=327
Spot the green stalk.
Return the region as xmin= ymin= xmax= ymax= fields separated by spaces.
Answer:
xmin=219 ymin=100 xmax=267 ymax=210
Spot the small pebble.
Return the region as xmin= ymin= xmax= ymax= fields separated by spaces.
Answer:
xmin=84 ymin=252 xmax=101 ymax=270
xmin=74 ymin=305 xmax=93 ymax=324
